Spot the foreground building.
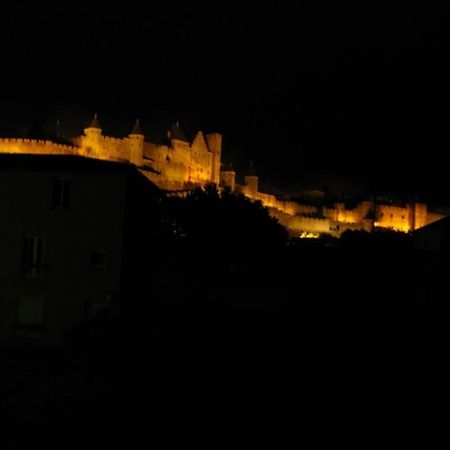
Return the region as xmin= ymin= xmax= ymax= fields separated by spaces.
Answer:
xmin=0 ymin=154 xmax=161 ymax=344
xmin=413 ymin=216 xmax=450 ymax=252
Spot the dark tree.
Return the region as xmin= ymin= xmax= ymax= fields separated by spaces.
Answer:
xmin=160 ymin=185 xmax=288 ymax=257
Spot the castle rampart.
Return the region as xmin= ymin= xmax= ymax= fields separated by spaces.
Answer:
xmin=234 ymin=168 xmax=444 ymax=237
xmin=0 ymin=118 xmax=445 ymax=238
xmin=0 ymin=138 xmax=75 ymax=156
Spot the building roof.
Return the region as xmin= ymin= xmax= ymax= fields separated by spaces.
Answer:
xmin=27 ymin=120 xmax=49 ymax=140
xmin=130 ymin=119 xmax=144 ymax=136
xmin=87 ymin=113 xmax=101 ymax=129
xmin=0 ymin=153 xmax=155 ymax=175
xmin=221 ymin=161 xmax=235 ymax=172
xmin=247 ymin=160 xmax=257 ymax=177
xmin=159 ymin=121 xmax=189 ymax=146
xmin=169 ymin=121 xmax=189 ymax=142
xmin=413 ymin=215 xmax=450 ymax=235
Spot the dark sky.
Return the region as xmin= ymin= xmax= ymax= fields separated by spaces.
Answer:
xmin=1 ymin=2 xmax=449 ymax=201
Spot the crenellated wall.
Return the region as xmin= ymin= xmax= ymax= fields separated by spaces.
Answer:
xmin=74 ymin=133 xmax=141 ymax=164
xmin=72 ymin=122 xmax=221 ymax=191
xmin=140 ymin=131 xmax=220 ymax=189
xmin=0 ymin=138 xmax=76 ymax=156
xmin=220 ymin=170 xmax=236 ymax=192
xmin=235 ymin=172 xmax=445 ymax=237
xmin=0 ymin=122 xmax=444 ymax=239
xmin=0 ymin=122 xmax=222 ymax=193
xmin=238 ymin=176 xmax=318 ymax=217
xmin=288 ymin=216 xmax=332 ymax=234
xmin=375 ymin=204 xmax=412 ymax=232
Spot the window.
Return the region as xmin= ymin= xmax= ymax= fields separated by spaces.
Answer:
xmin=91 ymin=250 xmax=108 ymax=269
xmin=15 ymin=296 xmax=44 ymax=337
xmin=85 ymin=294 xmax=113 ymax=320
xmin=17 ymin=296 xmax=44 ymax=326
xmin=52 ymin=179 xmax=71 ymax=208
xmin=22 ymin=236 xmax=46 ymax=277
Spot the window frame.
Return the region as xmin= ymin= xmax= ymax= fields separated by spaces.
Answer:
xmin=15 ymin=295 xmax=45 ymax=337
xmin=22 ymin=236 xmax=47 ymax=278
xmin=51 ymin=178 xmax=71 ymax=209
xmin=91 ymin=250 xmax=108 ymax=270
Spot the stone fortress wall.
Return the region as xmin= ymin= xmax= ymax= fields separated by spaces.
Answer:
xmin=0 ymin=116 xmax=444 ymax=237
xmin=0 ymin=117 xmax=222 ymax=193
xmin=220 ymin=166 xmax=443 ymax=236
xmin=0 ymin=138 xmax=76 ymax=156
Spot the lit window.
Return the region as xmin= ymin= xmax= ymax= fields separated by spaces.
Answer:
xmin=91 ymin=250 xmax=108 ymax=269
xmin=52 ymin=179 xmax=71 ymax=208
xmin=22 ymin=236 xmax=46 ymax=277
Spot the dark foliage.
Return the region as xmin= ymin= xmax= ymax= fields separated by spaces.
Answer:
xmin=160 ymin=185 xmax=288 ymax=257
xmin=340 ymin=228 xmax=412 ymax=252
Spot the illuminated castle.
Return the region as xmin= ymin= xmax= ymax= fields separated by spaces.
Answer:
xmin=0 ymin=116 xmax=444 ymax=236
xmin=0 ymin=116 xmax=221 ymax=191
xmin=220 ymin=164 xmax=445 ymax=236
xmin=221 ymin=163 xmax=444 ymax=237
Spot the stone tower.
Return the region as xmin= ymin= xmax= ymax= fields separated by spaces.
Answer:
xmin=220 ymin=163 xmax=236 ymax=192
xmin=128 ymin=119 xmax=144 ymax=166
xmin=84 ymin=113 xmax=102 ymax=140
xmin=206 ymin=133 xmax=222 ymax=185
xmin=409 ymin=202 xmax=428 ymax=231
xmin=244 ymin=161 xmax=259 ymax=196
xmin=83 ymin=114 xmax=102 ymax=156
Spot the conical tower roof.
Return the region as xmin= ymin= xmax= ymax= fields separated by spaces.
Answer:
xmin=27 ymin=119 xmax=48 ymax=140
xmin=248 ymin=160 xmax=257 ymax=177
xmin=221 ymin=161 xmax=235 ymax=172
xmin=130 ymin=118 xmax=143 ymax=135
xmin=169 ymin=121 xmax=188 ymax=142
xmin=87 ymin=113 xmax=101 ymax=129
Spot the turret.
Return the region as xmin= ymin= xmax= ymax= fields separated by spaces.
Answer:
xmin=84 ymin=113 xmax=102 ymax=139
xmin=81 ymin=113 xmax=102 ymax=156
xmin=220 ymin=162 xmax=236 ymax=192
xmin=128 ymin=119 xmax=144 ymax=166
xmin=244 ymin=161 xmax=259 ymax=196
xmin=206 ymin=132 xmax=222 ymax=184
xmin=409 ymin=202 xmax=428 ymax=231
xmin=167 ymin=121 xmax=189 ymax=146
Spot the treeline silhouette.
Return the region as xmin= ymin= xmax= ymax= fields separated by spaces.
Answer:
xmin=159 ymin=185 xmax=288 ymax=257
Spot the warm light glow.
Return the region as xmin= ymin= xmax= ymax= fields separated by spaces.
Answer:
xmin=299 ymin=232 xmax=319 ymax=239
xmin=0 ymin=126 xmax=443 ymax=239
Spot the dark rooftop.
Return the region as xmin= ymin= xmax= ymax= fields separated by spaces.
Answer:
xmin=0 ymin=153 xmax=156 ymax=175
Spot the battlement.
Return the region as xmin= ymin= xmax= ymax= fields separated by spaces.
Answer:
xmin=101 ymin=135 xmax=126 ymax=144
xmin=0 ymin=121 xmax=442 ymax=240
xmin=0 ymin=138 xmax=76 ymax=155
xmin=0 ymin=119 xmax=222 ymax=193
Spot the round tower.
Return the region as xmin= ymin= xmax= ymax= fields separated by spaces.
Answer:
xmin=128 ymin=118 xmax=144 ymax=166
xmin=409 ymin=202 xmax=428 ymax=231
xmin=220 ymin=163 xmax=236 ymax=192
xmin=82 ymin=113 xmax=102 ymax=156
xmin=244 ymin=161 xmax=259 ymax=197
xmin=206 ymin=132 xmax=222 ymax=184
xmin=84 ymin=113 xmax=102 ymax=139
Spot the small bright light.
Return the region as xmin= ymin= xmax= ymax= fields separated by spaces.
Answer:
xmin=299 ymin=231 xmax=319 ymax=239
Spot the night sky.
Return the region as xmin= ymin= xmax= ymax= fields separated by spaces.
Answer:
xmin=1 ymin=2 xmax=449 ymax=201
